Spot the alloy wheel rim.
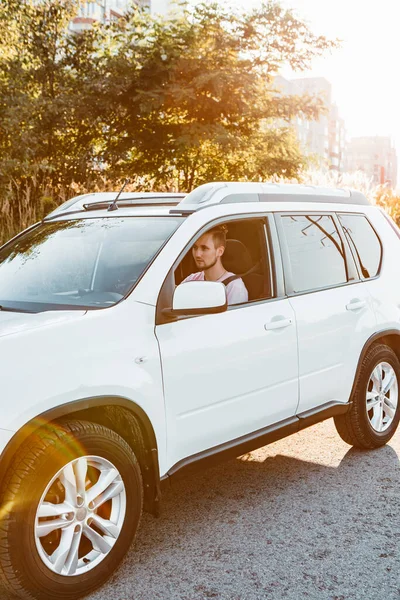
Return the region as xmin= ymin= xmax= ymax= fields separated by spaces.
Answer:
xmin=35 ymin=455 xmax=126 ymax=577
xmin=366 ymin=361 xmax=398 ymax=433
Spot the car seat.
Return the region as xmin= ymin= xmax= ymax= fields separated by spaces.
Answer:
xmin=223 ymin=239 xmax=266 ymax=301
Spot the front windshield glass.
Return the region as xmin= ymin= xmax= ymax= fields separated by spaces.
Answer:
xmin=0 ymin=216 xmax=182 ymax=312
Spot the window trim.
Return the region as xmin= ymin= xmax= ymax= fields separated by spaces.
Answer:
xmin=336 ymin=212 xmax=383 ymax=282
xmin=155 ymin=213 xmax=281 ymax=325
xmin=264 ymin=220 xmax=276 ymax=299
xmin=275 ymin=211 xmax=360 ymax=297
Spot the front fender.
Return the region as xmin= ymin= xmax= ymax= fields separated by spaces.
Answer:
xmin=0 ymin=301 xmax=167 ymax=472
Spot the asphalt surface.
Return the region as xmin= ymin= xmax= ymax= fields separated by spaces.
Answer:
xmin=88 ymin=419 xmax=400 ymax=600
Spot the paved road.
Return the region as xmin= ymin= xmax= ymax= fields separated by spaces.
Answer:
xmin=89 ymin=419 xmax=400 ymax=600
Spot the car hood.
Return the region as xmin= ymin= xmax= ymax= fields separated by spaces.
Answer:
xmin=0 ymin=310 xmax=86 ymax=339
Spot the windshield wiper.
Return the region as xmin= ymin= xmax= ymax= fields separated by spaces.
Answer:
xmin=0 ymin=305 xmax=35 ymax=313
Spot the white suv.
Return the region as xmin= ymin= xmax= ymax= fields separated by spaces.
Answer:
xmin=0 ymin=183 xmax=399 ymax=599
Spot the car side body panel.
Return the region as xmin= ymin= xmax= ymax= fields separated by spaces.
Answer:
xmin=289 ymin=283 xmax=377 ymax=412
xmin=362 ymin=209 xmax=400 ymax=331
xmin=156 ymin=297 xmax=299 ymax=468
xmin=0 ymin=300 xmax=169 ymax=473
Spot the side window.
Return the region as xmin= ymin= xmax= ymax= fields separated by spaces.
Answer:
xmin=174 ymin=218 xmax=273 ymax=305
xmin=281 ymin=214 xmax=347 ymax=293
xmin=338 ymin=214 xmax=382 ymax=279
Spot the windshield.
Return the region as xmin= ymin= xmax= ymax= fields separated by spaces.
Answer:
xmin=0 ymin=216 xmax=182 ymax=312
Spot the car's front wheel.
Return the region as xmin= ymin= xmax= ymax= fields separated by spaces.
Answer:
xmin=0 ymin=420 xmax=143 ymax=600
xmin=334 ymin=343 xmax=400 ymax=449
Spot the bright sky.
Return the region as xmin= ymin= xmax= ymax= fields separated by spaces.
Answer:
xmin=280 ymin=0 xmax=400 ymax=140
xmin=226 ymin=0 xmax=400 ymax=151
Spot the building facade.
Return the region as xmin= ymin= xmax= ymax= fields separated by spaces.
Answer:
xmin=274 ymin=76 xmax=346 ymax=173
xmin=345 ymin=137 xmax=397 ymax=188
xmin=70 ymin=0 xmax=131 ymax=32
xmin=69 ymin=0 xmax=171 ymax=32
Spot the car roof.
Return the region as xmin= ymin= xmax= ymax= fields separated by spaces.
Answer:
xmin=173 ymin=182 xmax=369 ymax=213
xmin=45 ymin=192 xmax=186 ymax=220
xmin=44 ymin=183 xmax=371 ymax=223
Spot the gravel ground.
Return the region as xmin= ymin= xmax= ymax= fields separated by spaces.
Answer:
xmin=87 ymin=419 xmax=400 ymax=600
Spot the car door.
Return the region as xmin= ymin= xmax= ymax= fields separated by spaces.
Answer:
xmin=276 ymin=211 xmax=377 ymax=415
xmin=155 ymin=215 xmax=299 ymax=470
xmin=337 ymin=211 xmax=384 ymax=313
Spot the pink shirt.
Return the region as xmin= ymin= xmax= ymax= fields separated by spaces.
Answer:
xmin=182 ymin=271 xmax=248 ymax=305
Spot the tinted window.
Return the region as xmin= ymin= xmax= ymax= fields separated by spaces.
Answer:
xmin=338 ymin=214 xmax=381 ymax=279
xmin=281 ymin=215 xmax=347 ymax=293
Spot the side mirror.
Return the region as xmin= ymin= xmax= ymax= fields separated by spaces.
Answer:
xmin=163 ymin=281 xmax=227 ymax=318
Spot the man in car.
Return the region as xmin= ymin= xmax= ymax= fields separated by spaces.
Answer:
xmin=181 ymin=224 xmax=248 ymax=305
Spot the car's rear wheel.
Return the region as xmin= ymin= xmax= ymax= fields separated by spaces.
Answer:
xmin=0 ymin=420 xmax=142 ymax=600
xmin=334 ymin=343 xmax=400 ymax=449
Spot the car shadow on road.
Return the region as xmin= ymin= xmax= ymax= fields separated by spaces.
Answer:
xmin=89 ymin=430 xmax=400 ymax=600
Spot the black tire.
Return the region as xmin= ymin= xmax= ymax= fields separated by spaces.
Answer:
xmin=334 ymin=344 xmax=400 ymax=449
xmin=0 ymin=420 xmax=143 ymax=600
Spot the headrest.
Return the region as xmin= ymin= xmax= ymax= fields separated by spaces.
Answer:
xmin=223 ymin=239 xmax=253 ymax=274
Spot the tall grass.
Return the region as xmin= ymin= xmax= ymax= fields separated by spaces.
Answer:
xmin=1 ymin=169 xmax=399 ymax=246
xmin=0 ymin=175 xmax=173 ymax=245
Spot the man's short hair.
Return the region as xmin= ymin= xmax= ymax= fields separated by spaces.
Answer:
xmin=208 ymin=224 xmax=228 ymax=249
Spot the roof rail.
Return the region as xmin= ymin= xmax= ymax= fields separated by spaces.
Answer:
xmin=82 ymin=198 xmax=182 ymax=211
xmin=44 ymin=192 xmax=186 ymax=220
xmin=170 ymin=182 xmax=370 ymax=214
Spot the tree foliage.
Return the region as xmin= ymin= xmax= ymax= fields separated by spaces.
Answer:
xmin=97 ymin=2 xmax=336 ymax=188
xmin=0 ymin=0 xmax=338 ymax=240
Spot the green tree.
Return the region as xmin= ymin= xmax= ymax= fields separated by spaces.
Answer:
xmin=0 ymin=0 xmax=103 ymax=228
xmin=98 ymin=1 xmax=337 ymax=189
xmin=0 ymin=0 xmax=338 ymax=242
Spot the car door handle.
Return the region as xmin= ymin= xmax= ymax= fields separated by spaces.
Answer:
xmin=346 ymin=299 xmax=367 ymax=311
xmin=264 ymin=317 xmax=293 ymax=331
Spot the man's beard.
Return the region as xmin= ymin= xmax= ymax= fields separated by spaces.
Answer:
xmin=196 ymin=256 xmax=218 ymax=272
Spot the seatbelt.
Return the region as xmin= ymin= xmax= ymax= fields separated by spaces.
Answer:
xmin=221 ymin=275 xmax=238 ymax=287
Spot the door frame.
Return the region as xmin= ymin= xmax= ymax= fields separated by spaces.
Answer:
xmin=155 ymin=212 xmax=286 ymax=325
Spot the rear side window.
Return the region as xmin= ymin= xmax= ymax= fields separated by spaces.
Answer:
xmin=338 ymin=214 xmax=382 ymax=279
xmin=281 ymin=214 xmax=347 ymax=293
